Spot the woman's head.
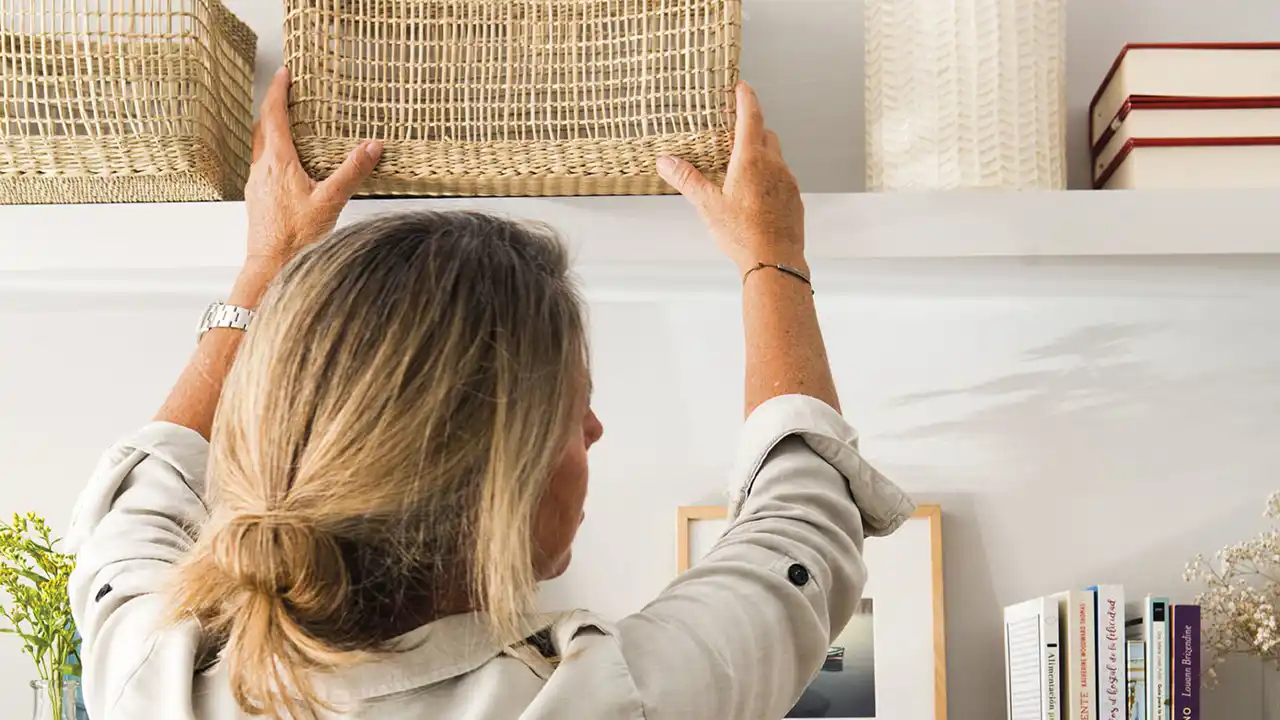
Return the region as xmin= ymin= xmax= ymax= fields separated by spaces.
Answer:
xmin=169 ymin=212 xmax=601 ymax=717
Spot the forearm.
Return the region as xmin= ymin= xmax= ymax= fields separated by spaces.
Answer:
xmin=742 ymin=266 xmax=840 ymax=417
xmin=154 ymin=262 xmax=278 ymax=439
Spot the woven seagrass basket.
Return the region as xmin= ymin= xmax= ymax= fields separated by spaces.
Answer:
xmin=0 ymin=0 xmax=256 ymax=204
xmin=284 ymin=0 xmax=741 ymax=197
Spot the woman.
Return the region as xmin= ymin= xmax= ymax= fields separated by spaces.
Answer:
xmin=66 ymin=69 xmax=913 ymax=719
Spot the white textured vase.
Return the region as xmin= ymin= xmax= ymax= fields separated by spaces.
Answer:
xmin=866 ymin=0 xmax=1067 ymax=191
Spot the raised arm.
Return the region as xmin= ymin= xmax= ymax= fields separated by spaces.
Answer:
xmin=156 ymin=67 xmax=383 ymax=438
xmin=66 ymin=69 xmax=379 ymax=718
xmin=657 ymin=83 xmax=838 ymax=417
xmin=597 ymin=83 xmax=915 ymax=719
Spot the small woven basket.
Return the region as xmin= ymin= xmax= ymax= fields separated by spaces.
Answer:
xmin=0 ymin=0 xmax=256 ymax=204
xmin=284 ymin=0 xmax=741 ymax=197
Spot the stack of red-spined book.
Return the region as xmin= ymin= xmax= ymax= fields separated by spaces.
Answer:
xmin=1090 ymin=43 xmax=1280 ymax=189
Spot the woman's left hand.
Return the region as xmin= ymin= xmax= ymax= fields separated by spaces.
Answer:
xmin=244 ymin=67 xmax=383 ymax=274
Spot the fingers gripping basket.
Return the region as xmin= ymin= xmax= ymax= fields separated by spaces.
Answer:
xmin=284 ymin=0 xmax=741 ymax=197
xmin=0 ymin=0 xmax=256 ymax=204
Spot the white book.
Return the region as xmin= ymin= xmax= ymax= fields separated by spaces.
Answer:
xmin=1128 ymin=598 xmax=1171 ymax=720
xmin=1092 ymin=100 xmax=1280 ymax=185
xmin=1089 ymin=586 xmax=1126 ymax=720
xmin=1005 ymin=597 xmax=1061 ymax=720
xmin=1097 ymin=141 xmax=1280 ymax=190
xmin=1055 ymin=590 xmax=1098 ymax=720
xmin=1091 ymin=44 xmax=1280 ymax=146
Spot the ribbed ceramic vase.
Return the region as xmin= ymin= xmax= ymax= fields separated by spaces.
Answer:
xmin=865 ymin=0 xmax=1067 ymax=190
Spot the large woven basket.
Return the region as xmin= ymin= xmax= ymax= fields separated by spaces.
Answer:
xmin=0 ymin=1 xmax=256 ymax=204
xmin=284 ymin=0 xmax=741 ymax=197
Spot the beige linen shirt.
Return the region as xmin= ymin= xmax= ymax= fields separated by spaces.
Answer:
xmin=67 ymin=394 xmax=914 ymax=719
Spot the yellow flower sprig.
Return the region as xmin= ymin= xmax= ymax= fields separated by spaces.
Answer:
xmin=0 ymin=512 xmax=79 ymax=717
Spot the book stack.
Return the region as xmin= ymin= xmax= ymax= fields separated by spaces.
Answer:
xmin=1090 ymin=43 xmax=1280 ymax=189
xmin=1003 ymin=587 xmax=1200 ymax=720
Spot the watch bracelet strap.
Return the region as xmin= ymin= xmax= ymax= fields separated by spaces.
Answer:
xmin=199 ymin=302 xmax=256 ymax=342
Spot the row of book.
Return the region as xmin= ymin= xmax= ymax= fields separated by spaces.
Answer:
xmin=1003 ymin=586 xmax=1200 ymax=720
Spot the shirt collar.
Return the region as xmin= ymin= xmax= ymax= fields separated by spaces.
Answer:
xmin=311 ymin=612 xmax=554 ymax=703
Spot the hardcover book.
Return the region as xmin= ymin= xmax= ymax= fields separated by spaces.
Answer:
xmin=1090 ymin=97 xmax=1280 ymax=187
xmin=1006 ymin=597 xmax=1062 ymax=720
xmin=1089 ymin=586 xmax=1126 ymax=720
xmin=1090 ymin=43 xmax=1280 ymax=146
xmin=1094 ymin=138 xmax=1280 ymax=190
xmin=1170 ymin=606 xmax=1200 ymax=720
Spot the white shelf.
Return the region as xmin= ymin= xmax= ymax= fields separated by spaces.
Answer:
xmin=1 ymin=189 xmax=1278 ymax=280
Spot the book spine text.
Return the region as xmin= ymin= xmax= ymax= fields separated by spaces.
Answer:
xmin=1172 ymin=606 xmax=1200 ymax=720
xmin=1150 ymin=600 xmax=1169 ymax=720
xmin=1094 ymin=586 xmax=1126 ymax=720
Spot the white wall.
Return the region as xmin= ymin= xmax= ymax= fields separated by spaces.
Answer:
xmin=4 ymin=262 xmax=1280 ymax=717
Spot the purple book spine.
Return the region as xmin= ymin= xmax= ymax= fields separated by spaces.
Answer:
xmin=1172 ymin=606 xmax=1200 ymax=720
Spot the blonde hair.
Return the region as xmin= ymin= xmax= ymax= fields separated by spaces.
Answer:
xmin=169 ymin=212 xmax=587 ymax=718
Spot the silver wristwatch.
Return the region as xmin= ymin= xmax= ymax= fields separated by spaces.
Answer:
xmin=197 ymin=302 xmax=256 ymax=343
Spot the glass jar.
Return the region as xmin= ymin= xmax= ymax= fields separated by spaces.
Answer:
xmin=29 ymin=679 xmax=81 ymax=720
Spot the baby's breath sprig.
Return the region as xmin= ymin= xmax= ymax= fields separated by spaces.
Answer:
xmin=1185 ymin=492 xmax=1280 ymax=687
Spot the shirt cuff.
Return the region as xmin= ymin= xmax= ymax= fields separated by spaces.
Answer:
xmin=65 ymin=421 xmax=211 ymax=552
xmin=726 ymin=394 xmax=915 ymax=537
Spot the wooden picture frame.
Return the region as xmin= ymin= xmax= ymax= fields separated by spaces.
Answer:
xmin=676 ymin=504 xmax=948 ymax=720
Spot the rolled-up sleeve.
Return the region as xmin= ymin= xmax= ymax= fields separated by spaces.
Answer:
xmin=65 ymin=422 xmax=210 ymax=719
xmin=617 ymin=395 xmax=915 ymax=719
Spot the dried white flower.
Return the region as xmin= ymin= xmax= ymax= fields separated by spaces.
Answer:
xmin=1186 ymin=491 xmax=1280 ymax=689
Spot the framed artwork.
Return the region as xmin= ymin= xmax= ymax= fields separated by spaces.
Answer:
xmin=677 ymin=505 xmax=947 ymax=720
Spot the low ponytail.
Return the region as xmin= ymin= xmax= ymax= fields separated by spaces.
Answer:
xmin=167 ymin=213 xmax=588 ymax=717
xmin=171 ymin=512 xmax=359 ymax=718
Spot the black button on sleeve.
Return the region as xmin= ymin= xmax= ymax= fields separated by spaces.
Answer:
xmin=787 ymin=563 xmax=810 ymax=587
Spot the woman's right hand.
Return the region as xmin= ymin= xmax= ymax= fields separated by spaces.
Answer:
xmin=656 ymin=81 xmax=806 ymax=275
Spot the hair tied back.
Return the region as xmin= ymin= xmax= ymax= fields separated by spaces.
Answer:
xmin=211 ymin=511 xmax=349 ymax=616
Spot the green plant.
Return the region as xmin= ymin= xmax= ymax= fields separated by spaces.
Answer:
xmin=0 ymin=512 xmax=79 ymax=717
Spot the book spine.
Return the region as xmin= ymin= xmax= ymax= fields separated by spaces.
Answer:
xmin=1092 ymin=586 xmax=1126 ymax=720
xmin=1171 ymin=606 xmax=1200 ymax=720
xmin=1127 ymin=640 xmax=1146 ymax=720
xmin=1006 ymin=597 xmax=1060 ymax=720
xmin=1149 ymin=599 xmax=1169 ymax=720
xmin=1057 ymin=595 xmax=1074 ymax=720
xmin=1082 ymin=592 xmax=1098 ymax=720
xmin=1047 ymin=600 xmax=1061 ymax=720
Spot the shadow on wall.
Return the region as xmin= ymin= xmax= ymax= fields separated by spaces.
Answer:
xmin=882 ymin=322 xmax=1280 ymax=719
xmin=888 ymin=321 xmax=1280 ymax=508
xmin=884 ymin=321 xmax=1280 ymax=595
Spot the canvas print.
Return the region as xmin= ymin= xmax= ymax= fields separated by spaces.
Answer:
xmin=788 ymin=598 xmax=877 ymax=718
xmin=678 ymin=505 xmax=946 ymax=720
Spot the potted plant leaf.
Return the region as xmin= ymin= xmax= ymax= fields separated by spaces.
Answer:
xmin=0 ymin=513 xmax=82 ymax=720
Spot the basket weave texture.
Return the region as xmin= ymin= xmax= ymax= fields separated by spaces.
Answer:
xmin=284 ymin=0 xmax=741 ymax=197
xmin=0 ymin=0 xmax=256 ymax=204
